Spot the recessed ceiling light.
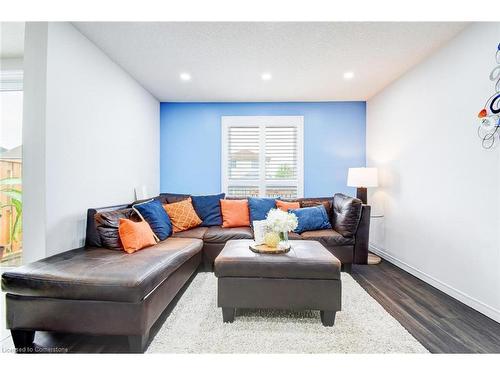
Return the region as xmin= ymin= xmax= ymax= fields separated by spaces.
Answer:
xmin=180 ymin=73 xmax=191 ymax=81
xmin=343 ymin=71 xmax=355 ymax=80
xmin=261 ymin=73 xmax=272 ymax=81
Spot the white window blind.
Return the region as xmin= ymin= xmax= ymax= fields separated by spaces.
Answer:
xmin=0 ymin=70 xmax=23 ymax=91
xmin=222 ymin=116 xmax=304 ymax=198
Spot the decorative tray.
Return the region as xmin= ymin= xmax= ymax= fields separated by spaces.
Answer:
xmin=249 ymin=243 xmax=291 ymax=254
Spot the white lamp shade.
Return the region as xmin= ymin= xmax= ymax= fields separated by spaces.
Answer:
xmin=347 ymin=167 xmax=378 ymax=188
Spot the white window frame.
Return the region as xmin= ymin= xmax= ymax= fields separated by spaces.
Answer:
xmin=221 ymin=115 xmax=304 ymax=198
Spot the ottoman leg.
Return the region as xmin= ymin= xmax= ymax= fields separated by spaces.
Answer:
xmin=11 ymin=329 xmax=35 ymax=351
xmin=128 ymin=331 xmax=149 ymax=353
xmin=222 ymin=307 xmax=235 ymax=323
xmin=320 ymin=310 xmax=336 ymax=326
xmin=342 ymin=263 xmax=352 ymax=273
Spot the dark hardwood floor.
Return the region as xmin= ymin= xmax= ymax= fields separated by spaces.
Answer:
xmin=2 ymin=260 xmax=500 ymax=353
xmin=351 ymin=261 xmax=500 ymax=353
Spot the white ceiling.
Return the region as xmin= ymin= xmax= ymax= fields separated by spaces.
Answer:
xmin=75 ymin=22 xmax=467 ymax=102
xmin=0 ymin=22 xmax=25 ymax=59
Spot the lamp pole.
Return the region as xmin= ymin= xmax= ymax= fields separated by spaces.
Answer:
xmin=356 ymin=187 xmax=367 ymax=204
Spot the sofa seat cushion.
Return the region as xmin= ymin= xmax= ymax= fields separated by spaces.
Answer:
xmin=1 ymin=238 xmax=203 ymax=303
xmin=300 ymin=229 xmax=354 ymax=246
xmin=172 ymin=226 xmax=208 ymax=239
xmin=203 ymin=226 xmax=253 ymax=243
xmin=287 ymin=231 xmax=302 ymax=240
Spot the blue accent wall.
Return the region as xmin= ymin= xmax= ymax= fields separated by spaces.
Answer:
xmin=160 ymin=102 xmax=366 ymax=197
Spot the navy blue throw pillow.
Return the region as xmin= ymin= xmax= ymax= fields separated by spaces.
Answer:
xmin=289 ymin=205 xmax=332 ymax=234
xmin=191 ymin=193 xmax=225 ymax=227
xmin=132 ymin=199 xmax=172 ymax=240
xmin=248 ymin=197 xmax=277 ymax=223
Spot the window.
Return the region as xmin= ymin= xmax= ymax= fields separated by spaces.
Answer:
xmin=1 ymin=69 xmax=23 ymax=266
xmin=221 ymin=116 xmax=304 ymax=198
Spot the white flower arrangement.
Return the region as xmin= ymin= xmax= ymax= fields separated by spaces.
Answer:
xmin=265 ymin=208 xmax=298 ymax=233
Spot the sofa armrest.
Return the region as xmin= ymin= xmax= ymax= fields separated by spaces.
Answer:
xmin=85 ymin=208 xmax=101 ymax=247
xmin=353 ymin=204 xmax=371 ymax=264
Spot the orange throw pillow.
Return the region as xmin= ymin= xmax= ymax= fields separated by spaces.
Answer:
xmin=220 ymin=199 xmax=250 ymax=228
xmin=163 ymin=197 xmax=202 ymax=233
xmin=276 ymin=200 xmax=300 ymax=212
xmin=118 ymin=218 xmax=157 ymax=254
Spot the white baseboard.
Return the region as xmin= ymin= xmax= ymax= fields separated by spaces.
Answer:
xmin=369 ymin=243 xmax=500 ymax=323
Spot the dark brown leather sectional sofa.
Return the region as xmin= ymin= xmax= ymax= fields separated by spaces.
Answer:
xmin=156 ymin=192 xmax=370 ymax=271
xmin=1 ymin=193 xmax=370 ymax=353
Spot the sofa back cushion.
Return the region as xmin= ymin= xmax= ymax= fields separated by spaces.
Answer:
xmin=95 ymin=208 xmax=140 ymax=250
xmin=133 ymin=199 xmax=172 ymax=240
xmin=289 ymin=205 xmax=332 ymax=234
xmin=159 ymin=192 xmax=191 ymax=204
xmin=191 ymin=193 xmax=225 ymax=226
xmin=163 ymin=197 xmax=202 ymax=233
xmin=220 ymin=199 xmax=250 ymax=228
xmin=332 ymin=193 xmax=362 ymax=237
xmin=86 ymin=204 xmax=131 ymax=247
xmin=118 ymin=218 xmax=158 ymax=253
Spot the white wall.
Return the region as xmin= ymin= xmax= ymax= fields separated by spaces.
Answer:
xmin=22 ymin=23 xmax=48 ymax=263
xmin=367 ymin=23 xmax=500 ymax=322
xmin=23 ymin=22 xmax=160 ymax=259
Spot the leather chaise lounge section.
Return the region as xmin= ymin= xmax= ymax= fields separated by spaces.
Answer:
xmin=1 ymin=193 xmax=369 ymax=353
xmin=2 ymin=237 xmax=203 ymax=353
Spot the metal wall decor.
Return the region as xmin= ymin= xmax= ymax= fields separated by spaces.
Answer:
xmin=477 ymin=43 xmax=500 ymax=149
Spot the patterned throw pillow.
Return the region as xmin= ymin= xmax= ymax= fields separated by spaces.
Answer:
xmin=163 ymin=197 xmax=202 ymax=233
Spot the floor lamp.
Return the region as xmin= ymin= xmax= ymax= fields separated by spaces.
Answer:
xmin=347 ymin=167 xmax=378 ymax=204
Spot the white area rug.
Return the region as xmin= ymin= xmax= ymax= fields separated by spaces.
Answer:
xmin=147 ymin=272 xmax=428 ymax=353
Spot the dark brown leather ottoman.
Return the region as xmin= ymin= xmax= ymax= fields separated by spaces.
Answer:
xmin=214 ymin=239 xmax=342 ymax=326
